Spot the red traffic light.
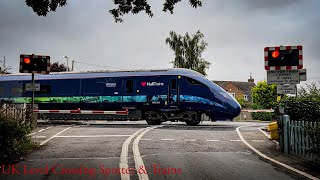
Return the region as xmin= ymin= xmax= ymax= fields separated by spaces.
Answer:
xmin=23 ymin=58 xmax=31 ymax=64
xmin=271 ymin=50 xmax=280 ymax=58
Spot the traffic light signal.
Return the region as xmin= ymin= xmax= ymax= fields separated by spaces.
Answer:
xmin=264 ymin=46 xmax=303 ymax=70
xmin=20 ymin=54 xmax=50 ymax=74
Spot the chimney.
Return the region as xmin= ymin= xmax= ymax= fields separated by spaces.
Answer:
xmin=248 ymin=73 xmax=254 ymax=82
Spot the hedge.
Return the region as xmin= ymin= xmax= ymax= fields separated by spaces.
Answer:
xmin=280 ymin=97 xmax=320 ymax=122
xmin=280 ymin=96 xmax=320 ymax=157
xmin=0 ymin=110 xmax=38 ymax=165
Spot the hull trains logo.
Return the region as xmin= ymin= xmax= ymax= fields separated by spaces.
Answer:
xmin=141 ymin=82 xmax=164 ymax=87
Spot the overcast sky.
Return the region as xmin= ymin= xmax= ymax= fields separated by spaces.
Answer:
xmin=0 ymin=0 xmax=319 ymax=87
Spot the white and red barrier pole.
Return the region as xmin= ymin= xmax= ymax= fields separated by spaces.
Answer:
xmin=33 ymin=108 xmax=129 ymax=115
xmin=241 ymin=109 xmax=274 ymax=113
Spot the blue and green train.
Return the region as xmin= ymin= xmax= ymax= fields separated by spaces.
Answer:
xmin=0 ymin=68 xmax=241 ymax=125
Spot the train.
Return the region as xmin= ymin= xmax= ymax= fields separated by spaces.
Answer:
xmin=0 ymin=68 xmax=241 ymax=125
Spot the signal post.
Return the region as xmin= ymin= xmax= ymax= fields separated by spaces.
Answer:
xmin=19 ymin=54 xmax=50 ymax=127
xmin=264 ymin=45 xmax=306 ymax=153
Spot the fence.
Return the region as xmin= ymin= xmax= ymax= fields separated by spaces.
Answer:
xmin=0 ymin=103 xmax=32 ymax=121
xmin=281 ymin=115 xmax=319 ymax=161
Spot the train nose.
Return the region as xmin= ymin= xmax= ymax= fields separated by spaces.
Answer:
xmin=232 ymin=102 xmax=241 ymax=118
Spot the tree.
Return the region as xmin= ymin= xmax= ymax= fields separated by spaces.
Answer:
xmin=298 ymin=83 xmax=320 ymax=101
xmin=0 ymin=57 xmax=11 ymax=74
xmin=236 ymin=94 xmax=250 ymax=108
xmin=252 ymin=81 xmax=278 ymax=109
xmin=251 ymin=81 xmax=278 ymax=121
xmin=165 ymin=30 xmax=211 ymax=76
xmin=24 ymin=0 xmax=202 ymax=22
xmin=50 ymin=62 xmax=68 ymax=72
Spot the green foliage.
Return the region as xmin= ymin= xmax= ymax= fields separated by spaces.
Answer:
xmin=298 ymin=83 xmax=320 ymax=101
xmin=252 ymin=81 xmax=277 ymax=109
xmin=251 ymin=81 xmax=278 ymax=121
xmin=281 ymin=83 xmax=320 ymax=122
xmin=236 ymin=94 xmax=250 ymax=108
xmin=0 ymin=109 xmax=38 ymax=165
xmin=281 ymin=97 xmax=320 ymax=122
xmin=305 ymin=124 xmax=320 ymax=156
xmin=251 ymin=104 xmax=277 ymax=121
xmin=165 ymin=30 xmax=211 ymax=76
xmin=281 ymin=83 xmax=320 ymax=156
xmin=25 ymin=0 xmax=202 ymax=22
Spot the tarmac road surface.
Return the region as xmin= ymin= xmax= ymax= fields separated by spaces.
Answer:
xmin=1 ymin=121 xmax=301 ymax=180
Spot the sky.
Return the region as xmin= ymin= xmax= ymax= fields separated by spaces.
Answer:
xmin=0 ymin=0 xmax=319 ymax=88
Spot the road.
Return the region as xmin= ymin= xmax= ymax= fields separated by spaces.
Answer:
xmin=1 ymin=121 xmax=300 ymax=180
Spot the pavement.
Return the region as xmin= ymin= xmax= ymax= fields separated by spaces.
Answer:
xmin=0 ymin=120 xmax=319 ymax=180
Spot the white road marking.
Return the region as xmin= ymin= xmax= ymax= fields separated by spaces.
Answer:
xmin=32 ymin=136 xmax=46 ymax=138
xmin=40 ymin=127 xmax=72 ymax=146
xmin=120 ymin=128 xmax=146 ymax=180
xmin=27 ymin=132 xmax=36 ymax=136
xmin=184 ymin=139 xmax=197 ymax=142
xmin=161 ymin=139 xmax=174 ymax=141
xmin=38 ymin=129 xmax=45 ymax=132
xmin=251 ymin=140 xmax=266 ymax=142
xmin=55 ymin=135 xmax=130 ymax=138
xmin=45 ymin=126 xmax=52 ymax=130
xmin=206 ymin=140 xmax=220 ymax=142
xmin=140 ymin=139 xmax=151 ymax=141
xmin=236 ymin=126 xmax=320 ymax=180
xmin=133 ymin=125 xmax=164 ymax=180
xmin=229 ymin=140 xmax=242 ymax=142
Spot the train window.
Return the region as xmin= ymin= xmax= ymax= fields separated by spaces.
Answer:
xmin=0 ymin=87 xmax=4 ymax=96
xmin=126 ymin=80 xmax=133 ymax=94
xmin=171 ymin=79 xmax=177 ymax=90
xmin=35 ymin=85 xmax=51 ymax=94
xmin=186 ymin=77 xmax=202 ymax=85
xmin=10 ymin=87 xmax=23 ymax=96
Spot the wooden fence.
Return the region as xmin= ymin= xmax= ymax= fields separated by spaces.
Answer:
xmin=282 ymin=115 xmax=319 ymax=161
xmin=0 ymin=103 xmax=30 ymax=121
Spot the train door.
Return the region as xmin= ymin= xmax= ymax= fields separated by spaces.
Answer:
xmin=168 ymin=76 xmax=179 ymax=107
xmin=123 ymin=79 xmax=136 ymax=106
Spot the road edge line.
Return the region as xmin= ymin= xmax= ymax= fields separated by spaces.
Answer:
xmin=133 ymin=125 xmax=164 ymax=180
xmin=236 ymin=126 xmax=319 ymax=180
xmin=120 ymin=128 xmax=148 ymax=180
xmin=39 ymin=127 xmax=72 ymax=146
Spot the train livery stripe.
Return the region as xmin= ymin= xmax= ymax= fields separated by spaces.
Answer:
xmin=0 ymin=95 xmax=222 ymax=107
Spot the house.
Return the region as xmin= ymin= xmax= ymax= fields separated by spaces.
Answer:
xmin=212 ymin=74 xmax=256 ymax=103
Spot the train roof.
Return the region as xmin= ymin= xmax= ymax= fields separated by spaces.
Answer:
xmin=0 ymin=68 xmax=204 ymax=81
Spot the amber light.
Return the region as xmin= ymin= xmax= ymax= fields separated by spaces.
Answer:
xmin=271 ymin=50 xmax=280 ymax=58
xmin=23 ymin=58 xmax=31 ymax=64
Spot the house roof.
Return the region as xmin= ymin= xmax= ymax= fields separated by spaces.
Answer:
xmin=212 ymin=81 xmax=256 ymax=96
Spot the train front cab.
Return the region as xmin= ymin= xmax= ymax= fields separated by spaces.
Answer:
xmin=188 ymin=76 xmax=241 ymax=122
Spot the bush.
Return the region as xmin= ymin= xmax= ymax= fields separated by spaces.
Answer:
xmin=305 ymin=125 xmax=320 ymax=156
xmin=280 ymin=97 xmax=320 ymax=122
xmin=251 ymin=104 xmax=277 ymax=121
xmin=0 ymin=109 xmax=38 ymax=165
xmin=279 ymin=83 xmax=320 ymax=157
